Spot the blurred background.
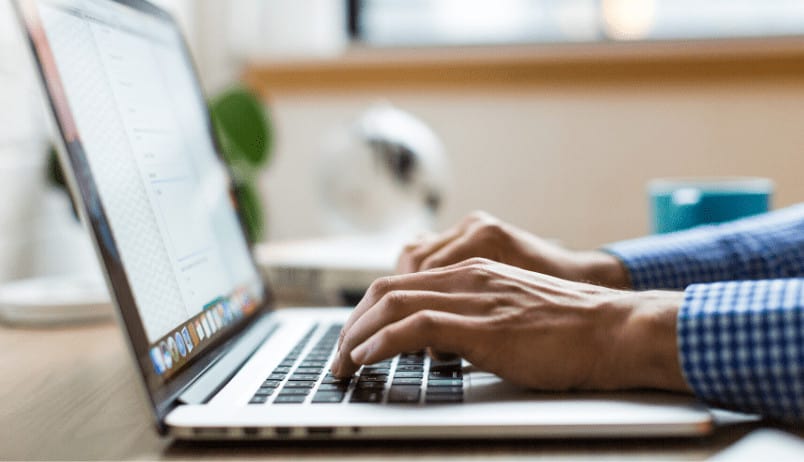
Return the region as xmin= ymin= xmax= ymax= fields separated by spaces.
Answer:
xmin=3 ymin=0 xmax=804 ymax=286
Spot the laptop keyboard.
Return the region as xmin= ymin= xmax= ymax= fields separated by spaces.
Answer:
xmin=248 ymin=324 xmax=464 ymax=405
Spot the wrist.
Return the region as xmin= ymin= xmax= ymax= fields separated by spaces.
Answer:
xmin=607 ymin=291 xmax=691 ymax=392
xmin=576 ymin=251 xmax=632 ymax=289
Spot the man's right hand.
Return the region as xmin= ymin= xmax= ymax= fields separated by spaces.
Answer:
xmin=397 ymin=211 xmax=631 ymax=289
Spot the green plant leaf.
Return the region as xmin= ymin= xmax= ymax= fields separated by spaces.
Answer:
xmin=233 ymin=181 xmax=264 ymax=243
xmin=210 ymin=86 xmax=272 ymax=170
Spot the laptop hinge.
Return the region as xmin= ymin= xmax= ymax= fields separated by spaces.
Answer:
xmin=177 ymin=315 xmax=280 ymax=405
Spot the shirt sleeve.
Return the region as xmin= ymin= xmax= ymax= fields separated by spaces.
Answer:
xmin=604 ymin=203 xmax=804 ymax=290
xmin=678 ymin=279 xmax=804 ymax=422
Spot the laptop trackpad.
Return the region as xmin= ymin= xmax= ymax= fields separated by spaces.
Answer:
xmin=466 ymin=368 xmax=711 ymax=414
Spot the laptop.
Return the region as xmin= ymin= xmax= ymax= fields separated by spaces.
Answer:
xmin=15 ymin=0 xmax=713 ymax=440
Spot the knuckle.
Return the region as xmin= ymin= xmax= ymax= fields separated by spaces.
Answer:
xmin=397 ymin=248 xmax=415 ymax=264
xmin=468 ymin=262 xmax=494 ymax=282
xmin=369 ymin=276 xmax=393 ymax=297
xmin=467 ymin=210 xmax=491 ymax=222
xmin=381 ymin=291 xmax=408 ymax=313
xmin=465 ymin=256 xmax=491 ymax=267
xmin=474 ymin=221 xmax=505 ymax=242
xmin=411 ymin=310 xmax=439 ymax=333
xmin=401 ymin=241 xmax=420 ymax=253
xmin=461 ymin=257 xmax=494 ymax=276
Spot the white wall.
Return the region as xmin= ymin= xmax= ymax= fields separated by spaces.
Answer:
xmin=261 ymin=80 xmax=804 ymax=250
xmin=177 ymin=3 xmax=804 ymax=250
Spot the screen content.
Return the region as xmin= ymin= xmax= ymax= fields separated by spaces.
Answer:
xmin=22 ymin=0 xmax=263 ymax=380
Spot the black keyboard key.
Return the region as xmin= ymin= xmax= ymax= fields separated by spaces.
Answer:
xmin=361 ymin=371 xmax=389 ymax=379
xmin=294 ymin=367 xmax=323 ymax=374
xmin=350 ymin=389 xmax=384 ymax=403
xmin=362 ymin=366 xmax=391 ymax=373
xmin=362 ymin=370 xmax=391 ymax=377
xmin=395 ymin=365 xmax=424 ymax=372
xmin=321 ymin=376 xmax=352 ymax=385
xmin=355 ymin=381 xmax=386 ymax=390
xmin=261 ymin=380 xmax=281 ymax=388
xmin=357 ymin=375 xmax=388 ymax=383
xmin=273 ymin=367 xmax=292 ymax=373
xmin=425 ymin=394 xmax=463 ymax=404
xmin=249 ymin=395 xmax=269 ymax=404
xmin=317 ymin=383 xmax=350 ymax=392
xmin=363 ymin=362 xmax=389 ymax=367
xmin=277 ymin=388 xmax=311 ymax=396
xmin=388 ymin=386 xmax=420 ymax=403
xmin=394 ymin=371 xmax=423 ymax=378
xmin=290 ymin=374 xmax=319 ymax=381
xmin=312 ymin=391 xmax=346 ymax=403
xmin=283 ymin=380 xmax=316 ymax=388
xmin=274 ymin=395 xmax=306 ymax=404
xmin=301 ymin=360 xmax=327 ymax=367
xmin=267 ymin=373 xmax=286 ymax=381
xmin=427 ymin=378 xmax=463 ymax=387
xmin=392 ymin=377 xmax=422 ymax=386
xmin=254 ymin=388 xmax=276 ymax=397
xmin=278 ymin=360 xmax=296 ymax=367
xmin=424 ymin=386 xmax=463 ymax=395
xmin=429 ymin=370 xmax=462 ymax=379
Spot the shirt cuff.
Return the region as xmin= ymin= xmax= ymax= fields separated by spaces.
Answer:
xmin=677 ymin=279 xmax=804 ymax=422
xmin=604 ymin=226 xmax=734 ymax=291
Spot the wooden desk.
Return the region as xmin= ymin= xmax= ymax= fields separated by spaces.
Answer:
xmin=0 ymin=320 xmax=799 ymax=460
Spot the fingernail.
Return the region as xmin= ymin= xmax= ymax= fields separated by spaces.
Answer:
xmin=351 ymin=342 xmax=370 ymax=364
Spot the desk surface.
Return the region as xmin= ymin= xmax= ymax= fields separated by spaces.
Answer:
xmin=0 ymin=320 xmax=800 ymax=460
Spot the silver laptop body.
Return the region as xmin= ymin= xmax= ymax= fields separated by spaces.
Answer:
xmin=15 ymin=0 xmax=712 ymax=440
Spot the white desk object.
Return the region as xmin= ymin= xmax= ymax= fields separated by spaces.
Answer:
xmin=254 ymin=235 xmax=403 ymax=306
xmin=0 ymin=273 xmax=112 ymax=325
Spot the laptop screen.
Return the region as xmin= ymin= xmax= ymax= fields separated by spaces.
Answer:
xmin=17 ymin=0 xmax=266 ymax=389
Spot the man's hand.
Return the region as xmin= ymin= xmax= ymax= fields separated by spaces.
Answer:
xmin=397 ymin=211 xmax=631 ymax=289
xmin=332 ymin=258 xmax=690 ymax=393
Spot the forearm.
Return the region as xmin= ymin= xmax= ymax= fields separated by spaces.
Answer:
xmin=604 ymin=203 xmax=804 ymax=290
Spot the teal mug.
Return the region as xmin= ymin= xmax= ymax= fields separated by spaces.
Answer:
xmin=648 ymin=177 xmax=773 ymax=234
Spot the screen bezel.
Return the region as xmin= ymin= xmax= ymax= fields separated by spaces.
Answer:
xmin=13 ymin=0 xmax=274 ymax=428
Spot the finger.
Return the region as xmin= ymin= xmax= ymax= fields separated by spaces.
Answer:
xmin=396 ymin=213 xmax=484 ymax=274
xmin=396 ymin=226 xmax=464 ymax=274
xmin=337 ymin=262 xmax=486 ymax=353
xmin=349 ymin=310 xmax=481 ymax=369
xmin=419 ymin=232 xmax=486 ymax=271
xmin=337 ymin=273 xmax=441 ymax=354
xmin=334 ymin=290 xmax=491 ymax=376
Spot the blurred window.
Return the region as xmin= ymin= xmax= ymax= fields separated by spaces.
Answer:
xmin=352 ymin=0 xmax=804 ymax=46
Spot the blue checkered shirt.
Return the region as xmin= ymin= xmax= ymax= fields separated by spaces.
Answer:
xmin=606 ymin=204 xmax=804 ymax=422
